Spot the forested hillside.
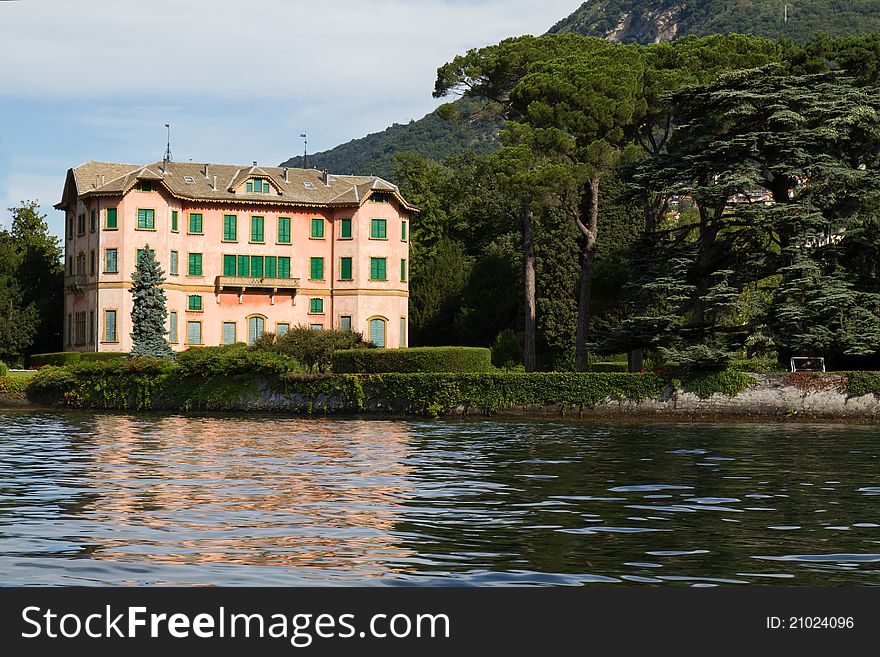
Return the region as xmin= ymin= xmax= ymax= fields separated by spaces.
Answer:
xmin=550 ymin=1 xmax=880 ymax=43
xmin=280 ymin=1 xmax=880 ymax=177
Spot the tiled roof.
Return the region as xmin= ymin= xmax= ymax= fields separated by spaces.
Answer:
xmin=60 ymin=160 xmax=417 ymax=211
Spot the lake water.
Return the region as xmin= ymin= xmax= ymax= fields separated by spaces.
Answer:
xmin=0 ymin=413 xmax=878 ymax=586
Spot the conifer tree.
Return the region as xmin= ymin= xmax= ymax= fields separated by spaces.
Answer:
xmin=129 ymin=245 xmax=172 ymax=358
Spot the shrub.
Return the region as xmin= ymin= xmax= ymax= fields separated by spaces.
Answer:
xmin=491 ymin=329 xmax=523 ymax=369
xmin=0 ymin=375 xmax=30 ymax=396
xmin=176 ymin=343 xmax=301 ymax=377
xmin=679 ymin=370 xmax=755 ymax=399
xmin=81 ymin=352 xmax=128 ymax=364
xmin=729 ymin=358 xmax=785 ymax=373
xmin=0 ymin=361 xmax=7 ymax=377
xmin=589 ymin=362 xmax=628 ymax=373
xmin=845 ymin=371 xmax=880 ymax=398
xmin=254 ymin=327 xmax=370 ymax=373
xmin=333 ymin=346 xmax=492 ymax=373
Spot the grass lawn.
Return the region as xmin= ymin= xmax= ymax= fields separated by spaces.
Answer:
xmin=6 ymin=370 xmax=37 ymax=379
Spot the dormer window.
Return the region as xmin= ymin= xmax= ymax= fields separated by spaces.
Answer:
xmin=247 ymin=177 xmax=270 ymax=194
xmin=135 ymin=181 xmax=155 ymax=192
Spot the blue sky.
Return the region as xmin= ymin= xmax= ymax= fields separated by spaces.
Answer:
xmin=0 ymin=0 xmax=579 ymax=240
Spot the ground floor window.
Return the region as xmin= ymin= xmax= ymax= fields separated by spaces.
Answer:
xmin=277 ymin=323 xmax=290 ymax=336
xmin=187 ymin=321 xmax=202 ymax=345
xmin=75 ymin=312 xmax=87 ymax=345
xmin=169 ymin=312 xmax=178 ymax=343
xmin=104 ymin=310 xmax=117 ymax=343
xmin=339 ymin=316 xmax=352 ymax=332
xmin=369 ymin=317 xmax=386 ymax=348
xmin=223 ymin=321 xmax=237 ymax=345
xmin=400 ymin=317 xmax=406 ymax=348
xmin=247 ymin=316 xmax=265 ymax=345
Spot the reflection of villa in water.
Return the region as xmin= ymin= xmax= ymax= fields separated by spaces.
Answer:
xmin=81 ymin=416 xmax=416 ymax=576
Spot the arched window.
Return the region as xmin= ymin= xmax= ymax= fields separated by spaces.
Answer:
xmin=368 ymin=317 xmax=387 ymax=348
xmin=247 ymin=315 xmax=266 ymax=346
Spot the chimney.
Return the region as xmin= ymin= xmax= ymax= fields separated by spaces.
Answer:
xmin=203 ymin=164 xmax=209 ymax=179
xmin=322 ymin=170 xmax=331 ymax=186
xmin=253 ymin=161 xmax=257 ymax=167
xmin=283 ymin=168 xmax=289 ymax=183
xmin=212 ymin=175 xmax=217 ymax=191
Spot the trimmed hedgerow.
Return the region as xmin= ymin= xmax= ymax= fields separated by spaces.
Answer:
xmin=29 ymin=352 xmax=126 ymax=368
xmin=844 ymin=371 xmax=880 ymax=398
xmin=332 ymin=347 xmax=492 ymax=374
xmin=0 ymin=376 xmax=30 ymax=397
xmin=176 ymin=344 xmax=303 ymax=377
xmin=678 ymin=370 xmax=755 ymax=399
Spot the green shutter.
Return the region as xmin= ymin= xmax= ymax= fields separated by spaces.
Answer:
xmin=188 ymin=253 xmax=202 ymax=276
xmin=247 ymin=317 xmax=265 ymax=345
xmin=310 ymin=257 xmax=324 ymax=280
xmin=278 ymin=257 xmax=291 ymax=279
xmin=189 ymin=213 xmax=203 ymax=233
xmin=251 ymin=216 xmax=264 ymax=242
xmin=370 ymin=257 xmax=386 ymax=280
xmin=171 ymin=210 xmax=178 ymax=232
xmin=238 ymin=255 xmax=250 ymax=277
xmin=105 ymin=249 xmax=117 ymax=273
xmin=400 ymin=259 xmax=406 ymax=282
xmin=251 ymin=256 xmax=264 ymax=277
xmin=401 ymin=220 xmax=407 ymax=240
xmin=371 ymin=218 xmax=386 ymax=239
xmin=311 ymin=218 xmax=324 ymax=239
xmin=106 ymin=208 xmax=117 ymax=229
xmin=137 ymin=209 xmax=155 ymax=229
xmin=247 ymin=182 xmax=253 ymax=193
xmin=105 ymin=310 xmax=117 ymax=342
xmin=223 ymin=215 xmax=237 ymax=241
xmin=265 ymin=256 xmax=277 ymax=278
xmin=341 ymin=218 xmax=352 ymax=239
xmin=309 ymin=298 xmax=324 ymax=314
xmin=223 ymin=255 xmax=237 ymax=276
xmin=278 ymin=217 xmax=291 ymax=243
xmin=369 ymin=318 xmax=385 ymax=348
xmin=188 ymin=295 xmax=202 ymax=311
xmin=340 ymin=257 xmax=352 ymax=280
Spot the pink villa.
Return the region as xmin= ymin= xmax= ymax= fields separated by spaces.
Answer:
xmin=56 ymin=160 xmax=415 ymax=352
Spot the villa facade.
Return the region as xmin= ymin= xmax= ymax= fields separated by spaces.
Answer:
xmin=56 ymin=161 xmax=414 ymax=353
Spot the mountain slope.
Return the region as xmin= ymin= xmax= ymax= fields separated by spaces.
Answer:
xmin=549 ymin=1 xmax=880 ymax=44
xmin=281 ymin=1 xmax=880 ymax=177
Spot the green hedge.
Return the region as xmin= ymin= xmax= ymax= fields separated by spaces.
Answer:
xmin=29 ymin=352 xmax=126 ymax=368
xmin=0 ymin=361 xmax=7 ymax=377
xmin=332 ymin=347 xmax=492 ymax=373
xmin=0 ymin=376 xmax=30 ymax=397
xmin=845 ymin=371 xmax=880 ymax=397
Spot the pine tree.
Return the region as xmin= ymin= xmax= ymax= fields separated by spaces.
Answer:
xmin=129 ymin=245 xmax=172 ymax=358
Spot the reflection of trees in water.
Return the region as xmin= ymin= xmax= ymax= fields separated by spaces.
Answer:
xmin=72 ymin=415 xmax=417 ymax=575
xmin=392 ymin=422 xmax=880 ymax=585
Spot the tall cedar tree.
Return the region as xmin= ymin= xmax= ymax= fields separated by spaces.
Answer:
xmin=129 ymin=245 xmax=173 ymax=358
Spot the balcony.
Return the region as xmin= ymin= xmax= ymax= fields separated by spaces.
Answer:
xmin=215 ymin=276 xmax=300 ymax=293
xmin=65 ymin=274 xmax=88 ymax=293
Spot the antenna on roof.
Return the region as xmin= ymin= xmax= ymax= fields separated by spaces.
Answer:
xmin=300 ymin=133 xmax=308 ymax=170
xmin=163 ymin=123 xmax=172 ymax=165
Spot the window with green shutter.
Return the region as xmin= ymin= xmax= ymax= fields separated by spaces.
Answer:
xmin=250 ymin=256 xmax=264 ymax=277
xmin=187 ymin=295 xmax=203 ymax=312
xmin=311 ymin=218 xmax=324 ymax=239
xmin=401 ymin=220 xmax=407 ymax=241
xmin=310 ymin=257 xmax=324 ymax=280
xmin=223 ymin=255 xmax=236 ymax=276
xmin=238 ymin=255 xmax=250 ymax=278
xmin=137 ymin=209 xmax=155 ymax=230
xmin=136 ymin=248 xmax=155 ymax=263
xmin=136 ymin=181 xmax=155 ymax=192
xmin=187 ymin=321 xmax=202 ymax=345
xmin=265 ymin=256 xmax=277 ymax=278
xmin=223 ymin=215 xmax=237 ymax=241
xmin=277 ymin=216 xmax=291 ymax=244
xmin=171 ymin=210 xmax=178 ymax=232
xmin=106 ymin=208 xmax=118 ymax=229
xmin=251 ymin=216 xmax=265 ymax=242
xmin=369 ymin=318 xmax=386 ymax=348
xmin=370 ymin=257 xmax=386 ymax=281
xmin=104 ymin=310 xmax=118 ymax=342
xmin=247 ymin=178 xmax=270 ymax=194
xmin=188 ymin=253 xmax=203 ymax=276
xmin=340 ymin=218 xmax=352 ymax=239
xmin=400 ymin=258 xmax=407 ymax=282
xmin=105 ymin=248 xmax=118 ymax=273
xmin=309 ymin=298 xmax=324 ymax=314
xmin=371 ymin=218 xmax=387 ymax=239
xmin=189 ymin=213 xmax=203 ymax=234
xmin=278 ymin=257 xmax=291 ymax=279
xmin=170 ymin=251 xmax=178 ymax=275
xmin=340 ymin=257 xmax=352 ymax=281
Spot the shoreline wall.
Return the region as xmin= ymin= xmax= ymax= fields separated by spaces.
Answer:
xmin=5 ymin=370 xmax=880 ymax=421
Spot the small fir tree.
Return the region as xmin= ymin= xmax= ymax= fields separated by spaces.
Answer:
xmin=129 ymin=245 xmax=172 ymax=358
